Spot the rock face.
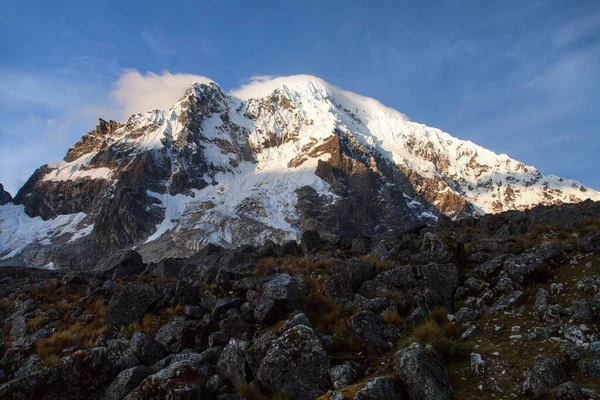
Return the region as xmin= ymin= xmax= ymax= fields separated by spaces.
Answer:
xmin=2 ymin=76 xmax=599 ymax=268
xmin=0 ymin=183 xmax=11 ymax=205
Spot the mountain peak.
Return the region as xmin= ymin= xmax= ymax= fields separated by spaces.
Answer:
xmin=2 ymin=75 xmax=599 ymax=268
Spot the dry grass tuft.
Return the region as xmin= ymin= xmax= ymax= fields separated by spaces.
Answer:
xmin=380 ymin=309 xmax=404 ymax=329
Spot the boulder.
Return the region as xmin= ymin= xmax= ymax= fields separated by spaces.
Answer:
xmin=350 ymin=237 xmax=371 ymax=254
xmin=323 ymin=273 xmax=354 ymax=305
xmin=578 ymin=359 xmax=600 ymax=378
xmin=279 ymin=240 xmax=300 ymax=256
xmin=394 ymin=342 xmax=452 ymax=400
xmin=102 ymin=365 xmax=151 ymax=400
xmin=349 ymin=310 xmax=399 ymax=354
xmin=581 ymin=232 xmax=600 ymax=252
xmin=154 ymin=319 xmax=195 ymax=351
xmin=98 ymin=250 xmax=145 ymax=279
xmin=122 ymin=360 xmax=206 ymax=400
xmin=129 ymin=332 xmax=168 ymax=365
xmin=256 ymin=325 xmax=330 ymax=400
xmin=253 ymin=273 xmax=307 ymax=322
xmin=454 ymin=307 xmax=479 ymax=323
xmin=354 ymin=377 xmax=405 ymax=400
xmin=301 ymin=230 xmax=323 ymax=253
xmin=522 ymin=357 xmax=566 ymax=397
xmin=330 ymin=363 xmax=359 ymax=389
xmin=490 ymin=290 xmax=524 ymax=313
xmin=216 ymin=338 xmax=250 ymax=386
xmin=347 ymin=259 xmax=376 ymax=290
xmin=108 ymin=283 xmax=159 ymax=326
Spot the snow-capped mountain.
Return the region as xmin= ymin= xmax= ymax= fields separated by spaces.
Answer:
xmin=1 ymin=75 xmax=598 ymax=268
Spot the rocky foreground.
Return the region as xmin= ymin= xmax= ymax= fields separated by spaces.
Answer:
xmin=1 ymin=200 xmax=600 ymax=399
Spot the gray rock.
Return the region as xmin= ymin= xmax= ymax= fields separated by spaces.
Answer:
xmin=183 ymin=305 xmax=203 ymax=319
xmin=14 ymin=354 xmax=41 ymax=378
xmin=350 ymin=237 xmax=371 ymax=254
xmin=301 ymin=230 xmax=323 ymax=253
xmin=354 ymin=377 xmax=405 ymax=400
xmin=568 ymin=300 xmax=594 ymax=322
xmin=349 ymin=310 xmax=399 ymax=354
xmin=522 ymin=357 xmax=566 ymax=397
xmin=323 ymin=273 xmax=354 ymax=305
xmin=122 ymin=360 xmax=205 ymax=400
xmin=253 ymin=273 xmax=307 ymax=322
xmin=209 ymin=331 xmax=230 ymax=347
xmin=102 ymin=365 xmax=151 ymax=400
xmin=552 ymin=381 xmax=584 ymax=400
xmin=472 ymin=255 xmax=504 ymax=279
xmin=347 ymin=259 xmax=376 ymax=290
xmin=330 ymin=363 xmax=359 ymax=389
xmin=108 ymin=283 xmax=159 ymax=326
xmin=578 ymin=359 xmax=600 ymax=378
xmin=256 ymin=324 xmax=330 ymax=400
xmin=353 ymin=294 xmax=390 ymax=312
xmin=534 ymin=288 xmax=552 ymax=311
xmin=490 ymin=290 xmax=524 ymax=313
xmin=394 ymin=342 xmax=452 ymax=400
xmin=464 ymin=277 xmax=489 ymax=293
xmin=461 ymin=325 xmax=478 ymax=340
xmin=279 ymin=240 xmax=300 ymax=256
xmin=470 ymin=353 xmax=485 ymax=375
xmin=564 ymin=325 xmax=586 ymax=343
xmin=581 ymin=232 xmax=600 ymax=252
xmin=216 ymin=338 xmax=250 ymax=386
xmin=154 ymin=319 xmax=195 ymax=351
xmin=129 ymin=332 xmax=167 ymax=365
xmin=9 ymin=314 xmax=28 ymax=337
xmin=494 ymin=277 xmax=522 ymax=294
xmin=455 ymin=307 xmax=479 ymax=323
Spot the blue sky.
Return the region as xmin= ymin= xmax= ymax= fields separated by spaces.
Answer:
xmin=1 ymin=0 xmax=599 ymax=195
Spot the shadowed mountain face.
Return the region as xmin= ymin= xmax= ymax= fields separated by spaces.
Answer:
xmin=1 ymin=77 xmax=599 ymax=269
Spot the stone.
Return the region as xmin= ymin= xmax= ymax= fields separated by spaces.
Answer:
xmin=102 ymin=365 xmax=151 ymax=400
xmin=209 ymin=331 xmax=231 ymax=347
xmin=470 ymin=353 xmax=485 ymax=375
xmin=349 ymin=310 xmax=399 ymax=354
xmin=578 ymin=359 xmax=600 ymax=378
xmin=490 ymin=290 xmax=524 ymax=313
xmin=552 ymin=381 xmax=584 ymax=400
xmin=350 ymin=237 xmax=371 ymax=254
xmin=354 ymin=377 xmax=405 ymax=400
xmin=464 ymin=277 xmax=489 ymax=293
xmin=301 ymin=230 xmax=323 ymax=253
xmin=534 ymin=288 xmax=552 ymax=311
xmin=256 ymin=325 xmax=330 ymax=400
xmin=122 ymin=360 xmax=206 ymax=400
xmin=108 ymin=283 xmax=159 ymax=326
xmin=253 ymin=273 xmax=307 ymax=322
xmin=183 ymin=305 xmax=203 ymax=319
xmin=394 ymin=342 xmax=452 ymax=400
xmin=330 ymin=363 xmax=359 ymax=389
xmin=129 ymin=332 xmax=168 ymax=365
xmin=455 ymin=307 xmax=479 ymax=323
xmin=216 ymin=338 xmax=250 ymax=386
xmin=461 ymin=325 xmax=478 ymax=340
xmin=323 ymin=273 xmax=354 ymax=305
xmin=522 ymin=357 xmax=566 ymax=397
xmin=154 ymin=319 xmax=195 ymax=351
xmin=279 ymin=240 xmax=300 ymax=256
xmin=347 ymin=259 xmax=376 ymax=290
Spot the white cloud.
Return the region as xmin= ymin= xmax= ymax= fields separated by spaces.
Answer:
xmin=110 ymin=70 xmax=214 ymax=119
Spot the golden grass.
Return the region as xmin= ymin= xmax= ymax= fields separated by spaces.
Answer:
xmin=359 ymin=254 xmax=397 ymax=273
xmin=380 ymin=309 xmax=404 ymax=329
xmin=160 ymin=304 xmax=183 ymax=320
xmin=142 ymin=314 xmax=161 ymax=334
xmin=34 ymin=295 xmax=109 ymax=366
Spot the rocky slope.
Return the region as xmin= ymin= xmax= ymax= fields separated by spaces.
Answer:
xmin=1 ymin=200 xmax=600 ymax=399
xmin=1 ymin=76 xmax=599 ymax=269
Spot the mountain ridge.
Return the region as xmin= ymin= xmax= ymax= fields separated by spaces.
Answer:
xmin=1 ymin=75 xmax=598 ymax=268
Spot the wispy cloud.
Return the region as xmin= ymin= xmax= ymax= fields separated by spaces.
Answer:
xmin=141 ymin=29 xmax=178 ymax=57
xmin=110 ymin=70 xmax=214 ymax=118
